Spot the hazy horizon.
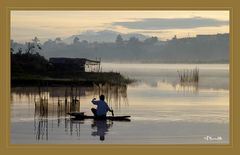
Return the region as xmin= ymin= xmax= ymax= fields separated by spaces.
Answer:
xmin=11 ymin=10 xmax=229 ymax=43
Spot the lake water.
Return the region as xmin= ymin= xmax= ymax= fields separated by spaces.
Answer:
xmin=11 ymin=63 xmax=229 ymax=144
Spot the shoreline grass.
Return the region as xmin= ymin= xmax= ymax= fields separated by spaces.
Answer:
xmin=11 ymin=72 xmax=135 ymax=87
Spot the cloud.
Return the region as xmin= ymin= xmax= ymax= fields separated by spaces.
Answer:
xmin=134 ymin=30 xmax=168 ymax=34
xmin=112 ymin=17 xmax=229 ymax=30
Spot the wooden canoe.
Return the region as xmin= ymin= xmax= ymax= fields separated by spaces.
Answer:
xmin=67 ymin=112 xmax=131 ymax=121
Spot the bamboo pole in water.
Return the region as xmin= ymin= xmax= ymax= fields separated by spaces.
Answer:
xmin=78 ymin=87 xmax=81 ymax=112
xmin=64 ymin=88 xmax=68 ymax=113
xmin=70 ymin=87 xmax=73 ymax=112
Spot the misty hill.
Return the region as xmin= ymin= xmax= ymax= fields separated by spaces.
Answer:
xmin=63 ymin=30 xmax=148 ymax=44
xmin=11 ymin=33 xmax=229 ymax=63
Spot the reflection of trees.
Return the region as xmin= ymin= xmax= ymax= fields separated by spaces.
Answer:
xmin=93 ymin=83 xmax=129 ymax=109
xmin=12 ymin=84 xmax=129 ymax=115
xmin=12 ymin=84 xmax=129 ymax=141
xmin=69 ymin=119 xmax=83 ymax=137
xmin=34 ymin=97 xmax=48 ymax=140
xmin=33 ymin=86 xmax=81 ymax=140
xmin=12 ymin=83 xmax=129 ymax=110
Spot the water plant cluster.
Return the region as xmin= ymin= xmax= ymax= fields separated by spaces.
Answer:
xmin=177 ymin=68 xmax=199 ymax=83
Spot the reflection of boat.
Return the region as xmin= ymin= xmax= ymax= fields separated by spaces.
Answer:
xmin=67 ymin=112 xmax=131 ymax=121
xmin=69 ymin=118 xmax=114 ymax=141
xmin=91 ymin=120 xmax=113 ymax=141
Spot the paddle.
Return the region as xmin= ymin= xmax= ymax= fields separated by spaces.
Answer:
xmin=110 ymin=107 xmax=114 ymax=116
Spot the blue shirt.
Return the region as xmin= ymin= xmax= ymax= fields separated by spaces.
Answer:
xmin=92 ymin=99 xmax=110 ymax=116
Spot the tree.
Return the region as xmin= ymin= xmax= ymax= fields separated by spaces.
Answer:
xmin=43 ymin=39 xmax=54 ymax=47
xmin=32 ymin=36 xmax=40 ymax=43
xmin=128 ymin=37 xmax=140 ymax=45
xmin=115 ymin=34 xmax=123 ymax=44
xmin=55 ymin=37 xmax=61 ymax=41
xmin=144 ymin=37 xmax=158 ymax=45
xmin=73 ymin=37 xmax=80 ymax=44
xmin=17 ymin=48 xmax=23 ymax=54
xmin=10 ymin=48 xmax=14 ymax=53
xmin=25 ymin=37 xmax=42 ymax=54
xmin=81 ymin=40 xmax=88 ymax=44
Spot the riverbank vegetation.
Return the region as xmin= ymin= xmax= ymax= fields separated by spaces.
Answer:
xmin=11 ymin=39 xmax=134 ymax=87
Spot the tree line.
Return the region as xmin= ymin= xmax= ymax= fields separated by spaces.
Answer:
xmin=11 ymin=33 xmax=229 ymax=63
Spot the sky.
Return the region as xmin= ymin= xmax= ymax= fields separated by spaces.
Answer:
xmin=11 ymin=10 xmax=229 ymax=43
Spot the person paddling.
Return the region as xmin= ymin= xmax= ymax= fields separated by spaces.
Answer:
xmin=91 ymin=95 xmax=114 ymax=117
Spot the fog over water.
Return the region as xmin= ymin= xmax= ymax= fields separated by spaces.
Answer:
xmin=11 ymin=63 xmax=229 ymax=144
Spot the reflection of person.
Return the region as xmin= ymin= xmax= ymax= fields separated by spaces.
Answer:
xmin=91 ymin=120 xmax=113 ymax=141
xmin=91 ymin=95 xmax=113 ymax=117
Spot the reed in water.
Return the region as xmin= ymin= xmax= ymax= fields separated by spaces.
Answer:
xmin=176 ymin=68 xmax=199 ymax=93
xmin=177 ymin=68 xmax=199 ymax=83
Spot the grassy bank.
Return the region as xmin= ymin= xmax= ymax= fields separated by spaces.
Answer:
xmin=12 ymin=72 xmax=135 ymax=87
xmin=11 ymin=49 xmax=135 ymax=87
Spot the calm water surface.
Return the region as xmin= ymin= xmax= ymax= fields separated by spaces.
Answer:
xmin=11 ymin=63 xmax=229 ymax=144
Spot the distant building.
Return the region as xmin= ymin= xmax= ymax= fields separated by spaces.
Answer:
xmin=49 ymin=57 xmax=101 ymax=72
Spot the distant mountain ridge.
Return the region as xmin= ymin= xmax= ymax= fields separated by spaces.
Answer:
xmin=11 ymin=33 xmax=229 ymax=63
xmin=63 ymin=30 xmax=149 ymax=44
